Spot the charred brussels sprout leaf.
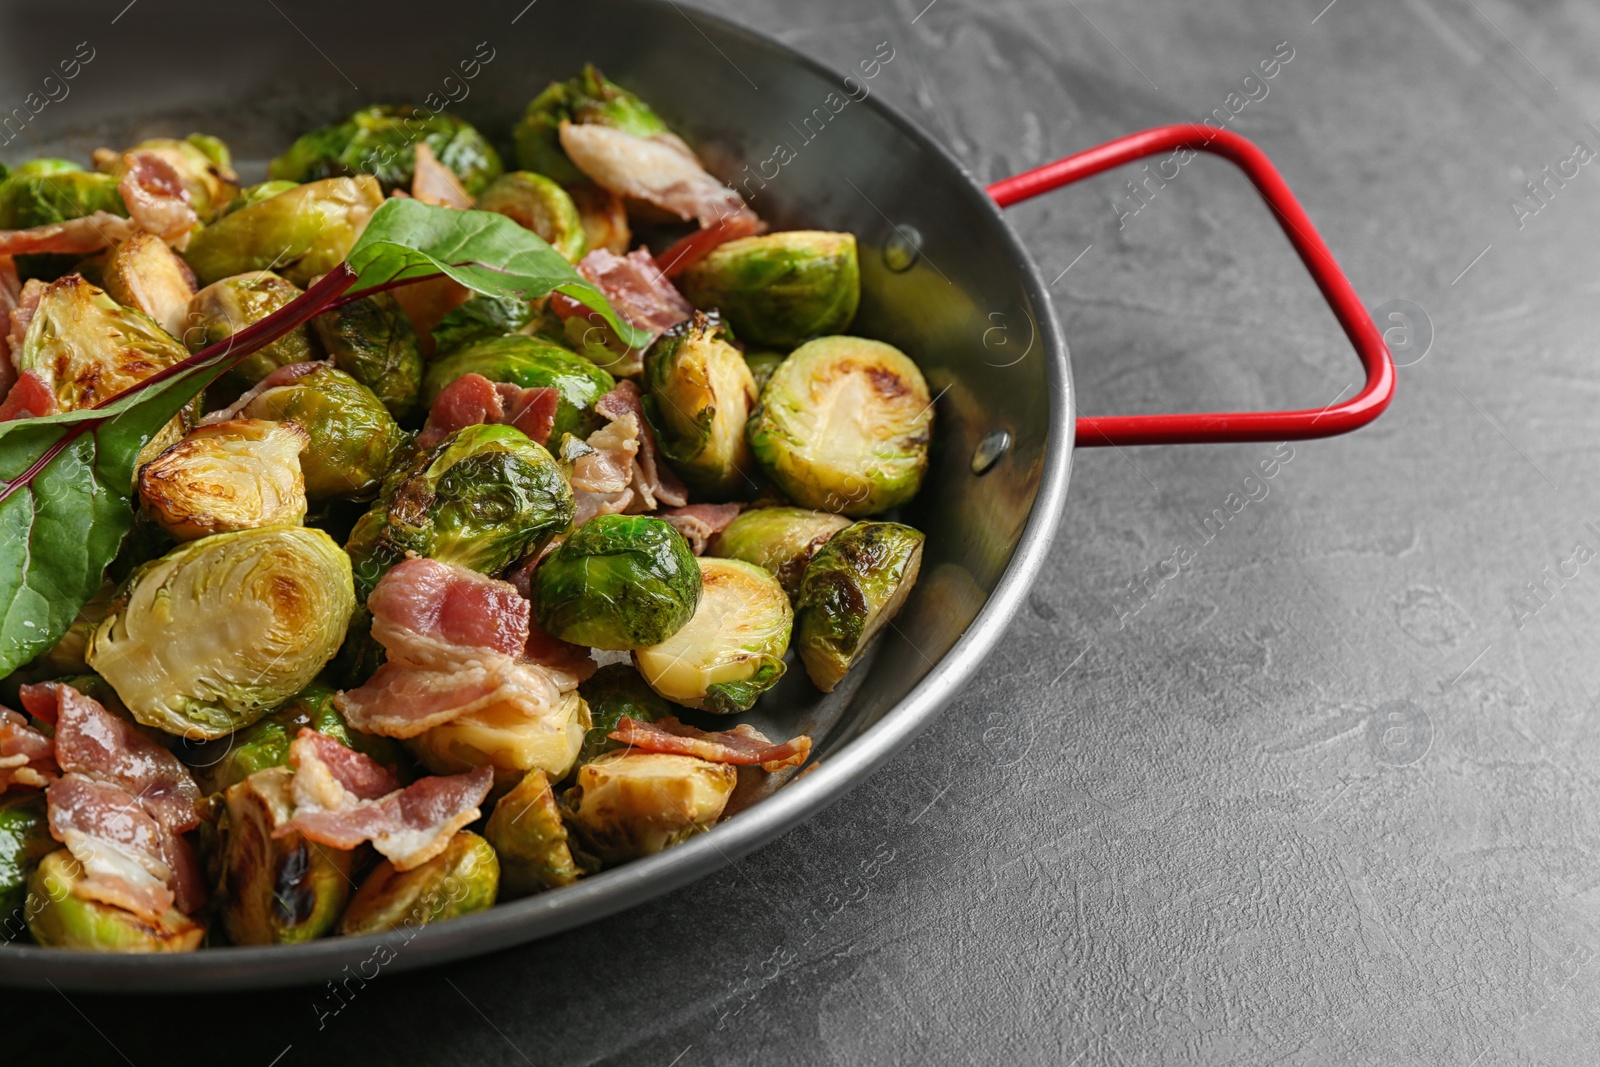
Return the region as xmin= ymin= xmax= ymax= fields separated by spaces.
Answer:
xmin=682 ymin=232 xmax=860 ymax=348
xmin=794 ymin=521 xmax=924 ymax=692
xmin=138 ymin=419 xmax=309 ymax=541
xmin=311 ymin=292 xmax=423 ymax=419
xmin=0 ymin=794 xmax=54 ymax=931
xmin=564 ymin=751 xmax=736 ymax=865
xmin=87 ymin=526 xmax=357 ymax=739
xmin=424 ymin=335 xmax=615 ymax=443
xmin=27 ymin=850 xmax=204 ymax=952
xmin=408 ymin=690 xmax=589 ymax=790
xmin=477 ymin=172 xmax=587 ymax=262
xmin=183 ymin=271 xmax=317 ymax=385
xmin=183 ymin=176 xmax=384 ymax=287
xmin=747 ymin=336 xmax=932 ymax=517
xmin=240 ymin=365 xmax=404 ymax=502
xmin=337 ymin=830 xmax=499 ymax=936
xmin=535 ymin=515 xmax=700 ymax=650
xmin=634 ymin=558 xmax=791 ymax=713
xmin=642 ymin=313 xmax=760 ymax=500
xmin=708 ymin=506 xmax=851 ymax=599
xmin=346 ymin=423 xmax=575 ymax=596
xmin=269 ymin=105 xmax=503 ymax=197
xmin=513 ymin=65 xmax=671 ymax=186
xmin=486 ymin=769 xmax=583 ymax=896
xmin=577 ymin=662 xmax=672 ymax=764
xmin=430 ymin=294 xmax=536 ymax=358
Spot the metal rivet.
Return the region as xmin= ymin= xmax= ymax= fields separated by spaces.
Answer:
xmin=884 ymin=225 xmax=922 ymax=272
xmin=971 ymin=428 xmax=1011 ymax=475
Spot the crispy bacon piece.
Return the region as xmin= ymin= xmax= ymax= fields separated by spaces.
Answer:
xmin=0 ymin=255 xmax=19 ymax=395
xmin=367 ymin=556 xmax=530 ymax=659
xmin=568 ymin=413 xmax=640 ymax=525
xmin=595 ymin=380 xmax=687 ymax=509
xmin=0 ymin=371 xmax=56 ymax=421
xmin=566 ymin=248 xmax=693 ymax=343
xmin=48 ymin=776 xmax=178 ymax=920
xmin=118 ymin=151 xmax=200 ymax=244
xmin=610 ymin=716 xmax=812 ymax=772
xmin=411 ymin=143 xmax=474 ymax=209
xmin=655 ymin=213 xmax=766 ymax=278
xmin=558 ymin=121 xmax=758 ymax=229
xmin=284 ymin=729 xmax=493 ymax=871
xmin=0 ymin=708 xmax=56 ymax=791
xmin=0 ymin=211 xmax=137 ymax=256
xmin=417 ymin=372 xmax=560 ymax=449
xmin=657 ymin=503 xmax=742 ymax=555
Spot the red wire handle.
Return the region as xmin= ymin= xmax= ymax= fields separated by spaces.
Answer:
xmin=988 ymin=124 xmax=1395 ymax=447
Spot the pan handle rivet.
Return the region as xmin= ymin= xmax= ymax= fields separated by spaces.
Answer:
xmin=971 ymin=428 xmax=1011 ymax=475
xmin=884 ymin=225 xmax=922 ymax=272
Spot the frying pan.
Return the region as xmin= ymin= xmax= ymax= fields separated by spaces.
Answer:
xmin=0 ymin=0 xmax=1392 ymax=991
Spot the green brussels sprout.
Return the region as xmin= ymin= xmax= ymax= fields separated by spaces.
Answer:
xmin=743 ymin=350 xmax=785 ymax=394
xmin=223 ymin=179 xmax=299 ymax=216
xmin=794 ymin=521 xmax=924 ymax=692
xmin=97 ymin=135 xmax=239 ymax=221
xmin=485 ymin=769 xmax=582 ymax=896
xmin=431 ymin=293 xmax=536 ymax=358
xmin=407 ymin=690 xmax=589 ymax=791
xmin=100 ymin=231 xmax=197 ymax=338
xmin=137 ymin=418 xmax=309 ymax=542
xmin=708 ymin=506 xmax=851 ymax=599
xmin=183 ymin=175 xmax=384 ymax=287
xmin=634 ymin=557 xmax=791 ymax=713
xmin=346 ymin=423 xmax=575 ymax=596
xmin=311 ymin=292 xmax=423 ymax=419
xmin=681 ymin=232 xmax=860 ymax=348
xmin=0 ymin=162 xmax=125 ymax=229
xmin=535 ymin=515 xmax=700 ymax=650
xmin=746 ymin=336 xmax=933 ymax=517
xmin=642 ymin=312 xmax=760 ymax=499
xmin=269 ymin=105 xmax=503 ymax=197
xmin=576 ymin=663 xmax=672 ymax=764
xmin=87 ymin=526 xmax=358 ymax=740
xmin=476 ymin=171 xmax=587 ymax=262
xmin=564 ymin=751 xmax=736 ymax=865
xmin=27 ymin=850 xmax=205 ymax=953
xmin=512 ymin=65 xmax=671 ymax=186
xmin=337 ymin=830 xmax=499 ymax=936
xmin=240 ymin=364 xmax=404 ymax=501
xmin=215 ymin=766 xmax=352 ymax=945
xmin=424 ymin=335 xmax=616 ymax=443
xmin=183 ymin=271 xmax=317 ymax=384
xmin=0 ymin=794 xmax=54 ymax=932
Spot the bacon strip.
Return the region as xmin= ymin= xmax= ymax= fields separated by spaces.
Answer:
xmin=567 ymin=248 xmax=693 ymax=343
xmin=558 ymin=121 xmax=759 ymax=229
xmin=0 ymin=708 xmax=56 ymax=791
xmin=657 ymin=503 xmax=742 ymax=555
xmin=118 ymin=151 xmax=200 ymax=245
xmin=367 ymin=556 xmax=530 ymax=659
xmin=611 ymin=716 xmax=812 ymax=772
xmin=0 ymin=211 xmax=137 ymax=256
xmin=655 ymin=213 xmax=766 ymax=278
xmin=0 ymin=255 xmax=19 ymax=396
xmin=595 ymin=380 xmax=687 ymax=509
xmin=411 ymin=143 xmax=474 ymax=210
xmin=418 ymin=372 xmax=560 ymax=449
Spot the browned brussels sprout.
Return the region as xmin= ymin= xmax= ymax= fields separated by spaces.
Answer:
xmin=100 ymin=232 xmax=196 ymax=337
xmin=707 ymin=506 xmax=851 ymax=599
xmin=576 ymin=663 xmax=672 ymax=765
xmin=681 ymin=232 xmax=859 ymax=348
xmin=27 ymin=850 xmax=204 ymax=953
xmin=535 ymin=515 xmax=701 ymax=650
xmin=793 ymin=521 xmax=924 ymax=692
xmin=184 ymin=271 xmax=318 ymax=385
xmin=564 ymin=751 xmax=736 ymax=865
xmin=512 ymin=65 xmax=671 ymax=186
xmin=477 ymin=172 xmax=587 ymax=262
xmin=96 ymin=134 xmax=239 ymax=222
xmin=311 ymin=292 xmax=424 ymax=419
xmin=485 ymin=769 xmax=583 ymax=897
xmin=641 ymin=313 xmax=760 ymax=500
xmin=0 ymin=794 xmax=54 ymax=931
xmin=270 ymin=106 xmax=503 ymax=197
xmin=183 ymin=176 xmax=384 ymax=287
xmin=337 ymin=831 xmax=500 ymax=936
xmin=137 ymin=419 xmax=309 ymax=541
xmin=239 ymin=365 xmax=404 ymax=502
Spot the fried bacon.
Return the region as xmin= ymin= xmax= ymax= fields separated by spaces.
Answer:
xmin=0 ymin=708 xmax=56 ymax=791
xmin=558 ymin=121 xmax=758 ymax=229
xmin=610 ymin=716 xmax=812 ymax=772
xmin=656 ymin=502 xmax=742 ymax=555
xmin=411 ymin=143 xmax=474 ymax=210
xmin=418 ymin=372 xmax=560 ymax=450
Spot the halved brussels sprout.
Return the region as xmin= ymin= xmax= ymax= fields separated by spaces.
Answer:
xmin=311 ymin=292 xmax=423 ymax=419
xmin=485 ymin=769 xmax=583 ymax=897
xmin=0 ymin=161 xmax=125 ymax=229
xmin=577 ymin=662 xmax=672 ymax=765
xmin=424 ymin=335 xmax=616 ymax=443
xmin=270 ymin=105 xmax=503 ymax=197
xmin=183 ymin=271 xmax=317 ymax=384
xmin=183 ymin=175 xmax=384 ymax=287
xmin=743 ymin=350 xmax=785 ymax=395
xmin=564 ymin=751 xmax=736 ymax=865
xmin=641 ymin=313 xmax=759 ymax=500
xmin=87 ymin=526 xmax=357 ymax=739
xmin=100 ymin=232 xmax=197 ymax=338
xmin=477 ymin=172 xmax=587 ymax=262
xmin=747 ymin=336 xmax=933 ymax=516
xmin=239 ymin=365 xmax=404 ymax=501
xmin=408 ymin=690 xmax=589 ymax=790
xmin=97 ymin=135 xmax=239 ymax=222
xmin=535 ymin=514 xmax=700 ymax=650
xmin=794 ymin=521 xmax=924 ymax=692
xmin=430 ymin=294 xmax=536 ymax=358
xmin=681 ymin=232 xmax=860 ymax=348
xmin=512 ymin=65 xmax=671 ymax=186
xmin=568 ymin=183 xmax=630 ymax=255
xmin=708 ymin=506 xmax=852 ymax=599
xmin=215 ymin=766 xmax=352 ymax=945
xmin=27 ymin=850 xmax=204 ymax=953
xmin=0 ymin=794 xmax=54 ymax=931
xmin=345 ymin=423 xmax=575 ymax=596
xmin=634 ymin=557 xmax=791 ymax=713
xmin=337 ymin=830 xmax=499 ymax=936
xmin=224 ymin=179 xmax=299 ymax=216
xmin=138 ymin=419 xmax=309 ymax=541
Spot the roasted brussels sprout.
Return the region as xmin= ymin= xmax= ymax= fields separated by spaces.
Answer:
xmin=138 ymin=419 xmax=309 ymax=541
xmin=87 ymin=526 xmax=358 ymax=739
xmin=485 ymin=769 xmax=583 ymax=897
xmin=408 ymin=689 xmax=589 ymax=789
xmin=477 ymin=171 xmax=586 ymax=262
xmin=577 ymin=662 xmax=672 ymax=764
xmin=430 ymin=293 xmax=536 ymax=358
xmin=215 ymin=766 xmax=352 ymax=945
xmin=743 ymin=350 xmax=785 ymax=394
xmin=568 ymin=183 xmax=630 ymax=255
xmin=311 ymin=292 xmax=424 ymax=419
xmin=346 ymin=423 xmax=575 ymax=596
xmin=0 ymin=160 xmax=124 ymax=229
xmin=681 ymin=232 xmax=860 ymax=348
xmin=97 ymin=135 xmax=239 ymax=221
xmin=270 ymin=105 xmax=503 ymax=197
xmin=512 ymin=65 xmax=671 ymax=186
xmin=224 ymin=179 xmax=299 ymax=215
xmin=708 ymin=506 xmax=851 ymax=599
xmin=794 ymin=521 xmax=924 ymax=692
xmin=183 ymin=271 xmax=316 ymax=384
xmin=337 ymin=830 xmax=499 ymax=936
xmin=564 ymin=751 xmax=736 ymax=865
xmin=239 ymin=365 xmax=404 ymax=501
xmin=634 ymin=558 xmax=791 ymax=713
xmin=535 ymin=515 xmax=700 ymax=650
xmin=183 ymin=175 xmax=384 ymax=287
xmin=746 ymin=336 xmax=933 ymax=516
xmin=100 ymin=232 xmax=196 ymax=338
xmin=0 ymin=794 xmax=54 ymax=931
xmin=27 ymin=850 xmax=204 ymax=953
xmin=642 ymin=312 xmax=760 ymax=499
xmin=424 ymin=335 xmax=616 ymax=443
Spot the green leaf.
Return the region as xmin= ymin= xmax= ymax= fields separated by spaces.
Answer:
xmin=345 ymin=198 xmax=652 ymax=350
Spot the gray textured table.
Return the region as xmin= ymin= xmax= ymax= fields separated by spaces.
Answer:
xmin=13 ymin=0 xmax=1600 ymax=1063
